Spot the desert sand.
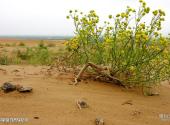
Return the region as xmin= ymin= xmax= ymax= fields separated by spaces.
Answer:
xmin=0 ymin=39 xmax=170 ymax=125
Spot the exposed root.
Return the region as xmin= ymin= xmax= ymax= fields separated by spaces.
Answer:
xmin=74 ymin=62 xmax=123 ymax=86
xmin=74 ymin=63 xmax=90 ymax=85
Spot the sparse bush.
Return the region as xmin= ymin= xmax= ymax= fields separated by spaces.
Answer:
xmin=17 ymin=46 xmax=53 ymax=65
xmin=29 ymin=46 xmax=52 ymax=65
xmin=0 ymin=55 xmax=10 ymax=65
xmin=17 ymin=48 xmax=31 ymax=60
xmin=5 ymin=43 xmax=10 ymax=47
xmin=18 ymin=42 xmax=25 ymax=46
xmin=38 ymin=40 xmax=47 ymax=49
xmin=0 ymin=55 xmax=22 ymax=65
xmin=11 ymin=43 xmax=16 ymax=47
xmin=11 ymin=57 xmax=22 ymax=64
xmin=0 ymin=43 xmax=3 ymax=47
xmin=66 ymin=0 xmax=170 ymax=87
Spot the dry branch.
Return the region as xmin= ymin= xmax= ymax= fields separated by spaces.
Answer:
xmin=74 ymin=62 xmax=123 ymax=85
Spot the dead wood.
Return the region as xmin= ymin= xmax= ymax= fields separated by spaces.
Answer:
xmin=74 ymin=62 xmax=123 ymax=86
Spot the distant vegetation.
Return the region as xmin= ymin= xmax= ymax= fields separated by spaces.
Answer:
xmin=0 ymin=41 xmax=58 ymax=65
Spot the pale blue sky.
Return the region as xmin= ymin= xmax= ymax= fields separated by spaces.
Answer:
xmin=0 ymin=0 xmax=169 ymax=36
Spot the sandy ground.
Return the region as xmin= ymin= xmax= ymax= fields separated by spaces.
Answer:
xmin=0 ymin=39 xmax=170 ymax=125
xmin=0 ymin=65 xmax=170 ymax=125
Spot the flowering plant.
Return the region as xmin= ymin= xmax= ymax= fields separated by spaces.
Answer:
xmin=66 ymin=0 xmax=170 ymax=87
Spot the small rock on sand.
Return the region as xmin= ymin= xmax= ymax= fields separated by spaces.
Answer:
xmin=33 ymin=116 xmax=39 ymax=119
xmin=122 ymin=100 xmax=133 ymax=105
xmin=1 ymin=82 xmax=33 ymax=93
xmin=1 ymin=82 xmax=16 ymax=93
xmin=76 ymin=99 xmax=88 ymax=109
xmin=17 ymin=87 xmax=33 ymax=93
xmin=95 ymin=117 xmax=104 ymax=125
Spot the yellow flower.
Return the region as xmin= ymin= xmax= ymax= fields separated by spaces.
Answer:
xmin=159 ymin=9 xmax=165 ymax=16
xmin=129 ymin=66 xmax=135 ymax=71
xmin=155 ymin=46 xmax=161 ymax=51
xmin=140 ymin=23 xmax=145 ymax=29
xmin=64 ymin=41 xmax=69 ymax=46
xmin=160 ymin=37 xmax=167 ymax=46
xmin=108 ymin=15 xmax=112 ymax=19
xmin=163 ymin=49 xmax=168 ymax=55
xmin=153 ymin=10 xmax=158 ymax=16
xmin=142 ymin=34 xmax=148 ymax=41
xmin=121 ymin=50 xmax=124 ymax=54
xmin=136 ymin=18 xmax=140 ymax=22
xmin=154 ymin=32 xmax=159 ymax=37
xmin=116 ymin=14 xmax=120 ymax=17
xmin=121 ymin=13 xmax=126 ymax=18
xmin=67 ymin=37 xmax=79 ymax=49
xmin=162 ymin=60 xmax=169 ymax=64
xmin=105 ymin=38 xmax=112 ymax=43
xmin=139 ymin=0 xmax=143 ymax=3
xmin=145 ymin=7 xmax=150 ymax=13
xmin=66 ymin=16 xmax=70 ymax=19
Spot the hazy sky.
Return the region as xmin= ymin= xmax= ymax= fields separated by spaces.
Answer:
xmin=0 ymin=0 xmax=169 ymax=36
